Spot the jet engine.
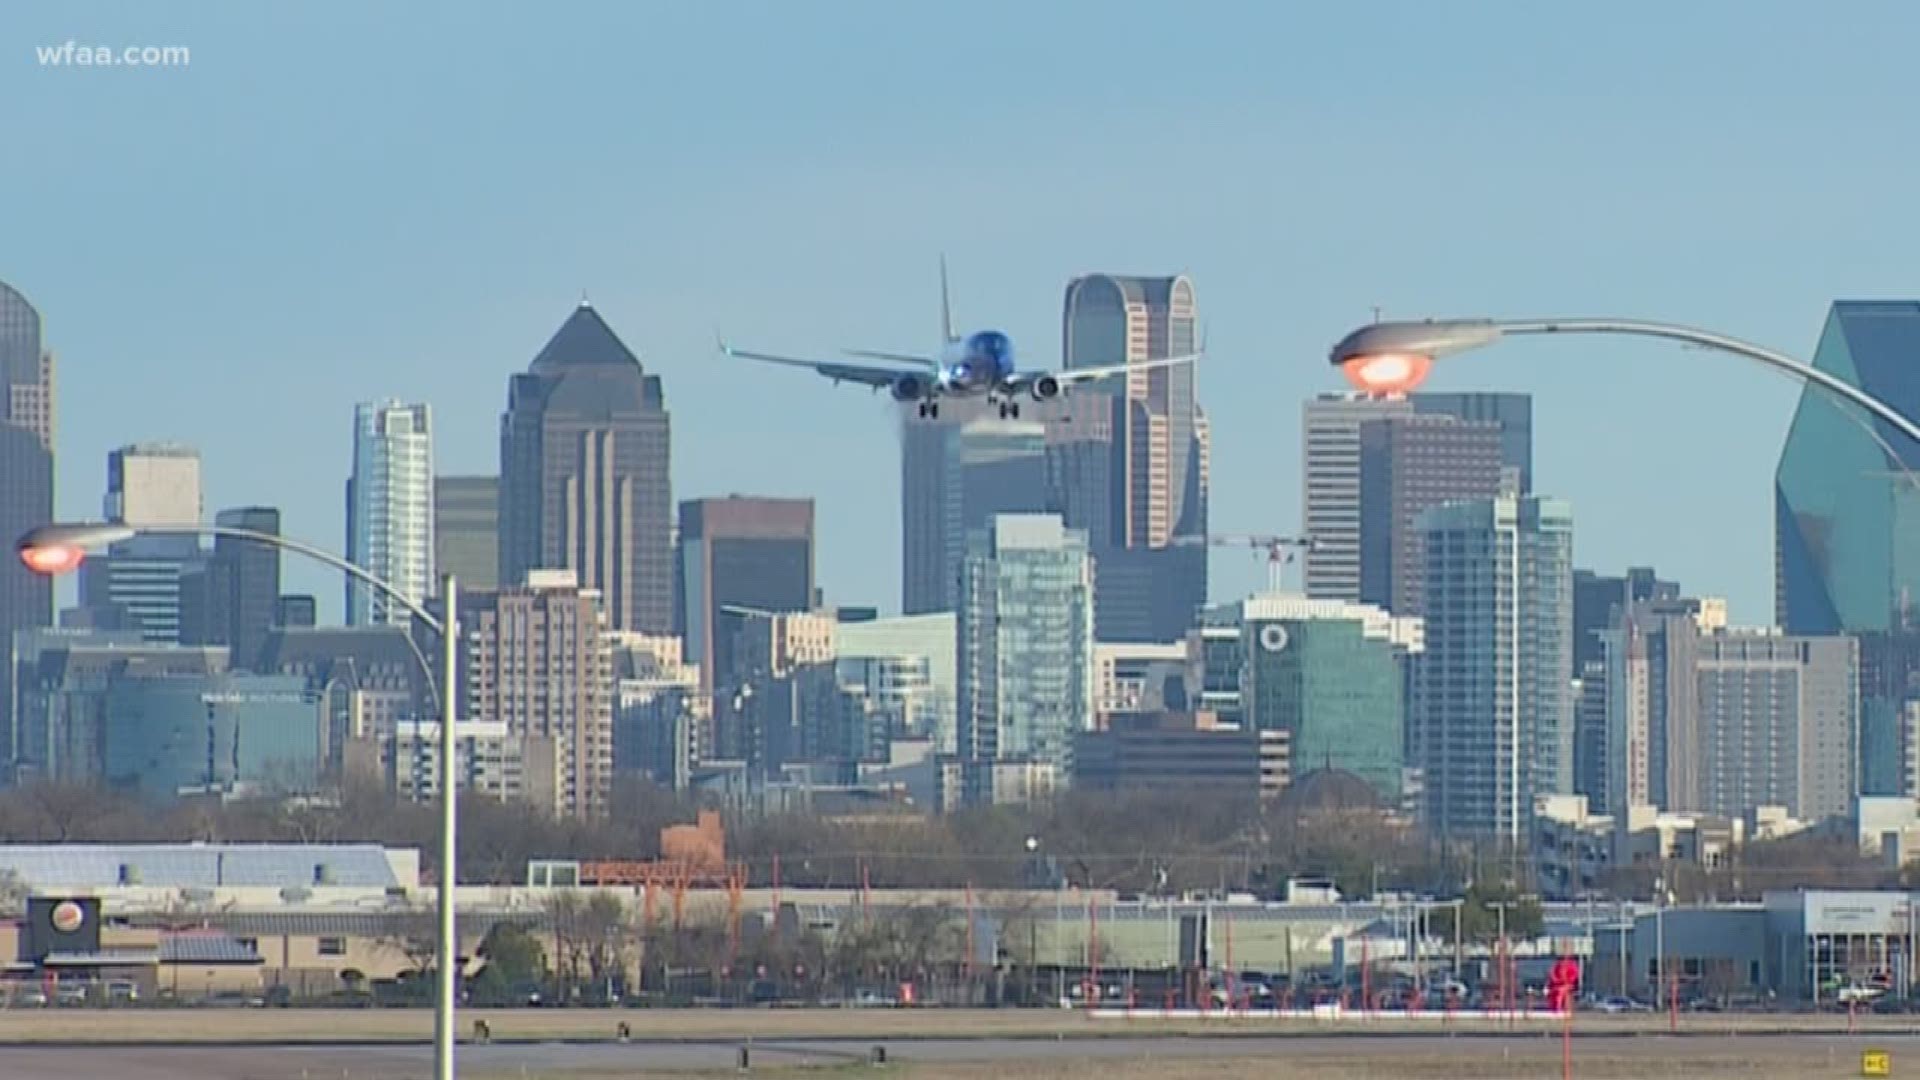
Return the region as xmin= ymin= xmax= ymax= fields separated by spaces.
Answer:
xmin=1028 ymin=374 xmax=1062 ymax=401
xmin=891 ymin=374 xmax=927 ymax=402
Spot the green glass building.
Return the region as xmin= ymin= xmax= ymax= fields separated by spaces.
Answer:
xmin=1239 ymin=595 xmax=1422 ymax=802
xmin=1776 ymin=301 xmax=1920 ymax=796
xmin=103 ymin=672 xmax=324 ymax=799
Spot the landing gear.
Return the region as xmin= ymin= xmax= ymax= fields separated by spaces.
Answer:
xmin=918 ymin=400 xmax=940 ymax=419
xmin=997 ymin=401 xmax=1021 ymax=420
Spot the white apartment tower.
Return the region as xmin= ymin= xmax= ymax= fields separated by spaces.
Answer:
xmin=347 ymin=401 xmax=434 ymax=626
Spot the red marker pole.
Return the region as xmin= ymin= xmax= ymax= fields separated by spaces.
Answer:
xmin=1361 ymin=935 xmax=1371 ymax=1019
xmin=1562 ymin=995 xmax=1574 ymax=1080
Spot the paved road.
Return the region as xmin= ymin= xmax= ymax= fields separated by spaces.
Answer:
xmin=0 ymin=1033 xmax=1901 ymax=1079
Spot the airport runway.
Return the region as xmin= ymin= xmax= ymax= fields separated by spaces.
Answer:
xmin=0 ymin=1033 xmax=1905 ymax=1079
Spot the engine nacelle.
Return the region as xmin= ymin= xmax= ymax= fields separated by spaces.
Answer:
xmin=1029 ymin=375 xmax=1062 ymax=401
xmin=891 ymin=374 xmax=927 ymax=402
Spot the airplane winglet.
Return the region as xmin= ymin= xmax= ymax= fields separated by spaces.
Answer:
xmin=939 ymin=254 xmax=955 ymax=344
xmin=715 ymin=329 xmax=731 ymax=356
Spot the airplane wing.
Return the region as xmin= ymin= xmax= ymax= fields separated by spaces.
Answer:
xmin=845 ymin=348 xmax=940 ymax=368
xmin=719 ymin=339 xmax=919 ymax=390
xmin=1011 ymin=351 xmax=1203 ymax=389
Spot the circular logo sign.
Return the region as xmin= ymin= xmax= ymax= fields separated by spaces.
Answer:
xmin=1258 ymin=624 xmax=1290 ymax=653
xmin=50 ymin=901 xmax=84 ymax=934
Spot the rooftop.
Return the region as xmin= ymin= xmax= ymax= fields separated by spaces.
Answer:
xmin=0 ymin=844 xmax=403 ymax=890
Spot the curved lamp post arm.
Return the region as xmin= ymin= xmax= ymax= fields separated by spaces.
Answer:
xmin=142 ymin=523 xmax=446 ymax=717
xmin=139 ymin=523 xmax=445 ymax=634
xmin=1495 ymin=318 xmax=1920 ymax=450
xmin=40 ymin=522 xmax=448 ymax=716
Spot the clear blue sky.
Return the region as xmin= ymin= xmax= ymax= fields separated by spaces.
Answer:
xmin=8 ymin=0 xmax=1920 ymax=623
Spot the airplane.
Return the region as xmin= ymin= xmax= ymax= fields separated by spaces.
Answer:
xmin=718 ymin=259 xmax=1203 ymax=420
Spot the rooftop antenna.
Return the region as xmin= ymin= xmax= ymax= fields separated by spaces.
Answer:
xmin=939 ymin=255 xmax=956 ymax=344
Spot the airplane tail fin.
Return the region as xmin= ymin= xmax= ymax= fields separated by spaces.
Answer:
xmin=939 ymin=254 xmax=956 ymax=344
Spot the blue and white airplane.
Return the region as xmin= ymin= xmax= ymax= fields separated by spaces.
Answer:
xmin=719 ymin=260 xmax=1202 ymax=419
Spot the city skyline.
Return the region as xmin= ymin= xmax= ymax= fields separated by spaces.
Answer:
xmin=16 ymin=1 xmax=1920 ymax=626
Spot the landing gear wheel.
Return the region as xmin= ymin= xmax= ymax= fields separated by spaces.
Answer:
xmin=1008 ymin=403 xmax=1021 ymax=419
xmin=926 ymin=401 xmax=939 ymax=419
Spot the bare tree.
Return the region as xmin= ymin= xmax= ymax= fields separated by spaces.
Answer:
xmin=376 ymin=906 xmax=440 ymax=976
xmin=580 ymin=891 xmax=634 ymax=998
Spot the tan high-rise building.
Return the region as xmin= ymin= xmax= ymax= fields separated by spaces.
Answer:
xmin=462 ymin=570 xmax=614 ymax=817
xmin=499 ymin=301 xmax=672 ymax=632
xmin=0 ymin=282 xmax=53 ymax=744
xmin=1060 ymin=274 xmax=1207 ymax=643
xmin=1060 ymin=273 xmax=1204 ymax=549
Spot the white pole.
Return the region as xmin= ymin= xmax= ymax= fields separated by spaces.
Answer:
xmin=434 ymin=573 xmax=458 ymax=1080
xmin=1654 ymin=885 xmax=1664 ymax=1001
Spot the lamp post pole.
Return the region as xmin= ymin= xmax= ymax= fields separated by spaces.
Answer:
xmin=16 ymin=522 xmax=461 ymax=1078
xmin=434 ymin=572 xmax=458 ymax=1080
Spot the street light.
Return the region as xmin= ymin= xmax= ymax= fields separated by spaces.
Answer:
xmin=19 ymin=521 xmax=463 ymax=1080
xmin=1328 ymin=316 xmax=1920 ymax=449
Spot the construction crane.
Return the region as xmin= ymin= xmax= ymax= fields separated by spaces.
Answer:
xmin=1171 ymin=533 xmax=1316 ymax=592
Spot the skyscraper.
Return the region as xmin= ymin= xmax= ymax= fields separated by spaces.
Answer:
xmin=837 ymin=612 xmax=958 ymax=753
xmin=675 ymin=496 xmax=815 ymax=700
xmin=1357 ymin=413 xmax=1506 ymax=617
xmin=347 ymin=401 xmax=434 ymax=626
xmin=1601 ymin=599 xmax=1856 ymax=821
xmin=463 ymin=570 xmax=614 ymax=817
xmin=1062 ymin=274 xmax=1203 ymax=547
xmin=1572 ymin=567 xmax=1680 ymax=672
xmin=1695 ymin=632 xmax=1857 ymax=822
xmin=1570 ymin=567 xmax=1681 ymax=810
xmin=76 ymin=445 xmax=206 ymax=642
xmin=77 ymin=535 xmax=200 ymax=642
xmin=1417 ymin=494 xmax=1574 ymax=839
xmin=434 ymin=476 xmax=498 ymax=592
xmin=106 ymin=443 xmax=201 ymax=526
xmin=1412 ymin=393 xmax=1533 ymax=493
xmin=902 ymin=411 xmax=1049 ymax=615
xmin=0 ymin=282 xmax=54 ymax=746
xmin=1303 ymin=392 xmax=1531 ymax=603
xmin=180 ymin=507 xmax=282 ymax=671
xmin=956 ymin=514 xmax=1094 ymax=805
xmin=499 ymin=301 xmax=672 ymax=632
xmin=1776 ymin=301 xmax=1920 ymax=797
xmin=1061 ymin=274 xmax=1207 ymax=641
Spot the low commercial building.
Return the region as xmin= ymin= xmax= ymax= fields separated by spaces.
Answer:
xmin=356 ymin=719 xmax=561 ymax=812
xmin=1619 ymin=889 xmax=1920 ymax=1002
xmin=1532 ymin=794 xmax=1804 ymax=899
xmin=1072 ymin=713 xmax=1288 ymax=800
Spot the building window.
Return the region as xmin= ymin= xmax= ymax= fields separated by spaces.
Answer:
xmin=318 ymin=937 xmax=347 ymax=957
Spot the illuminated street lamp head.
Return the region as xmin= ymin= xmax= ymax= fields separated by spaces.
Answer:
xmin=16 ymin=522 xmax=138 ymax=577
xmin=1329 ymin=319 xmax=1505 ymax=394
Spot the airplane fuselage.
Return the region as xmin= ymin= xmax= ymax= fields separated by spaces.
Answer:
xmin=935 ymin=330 xmax=1018 ymax=395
